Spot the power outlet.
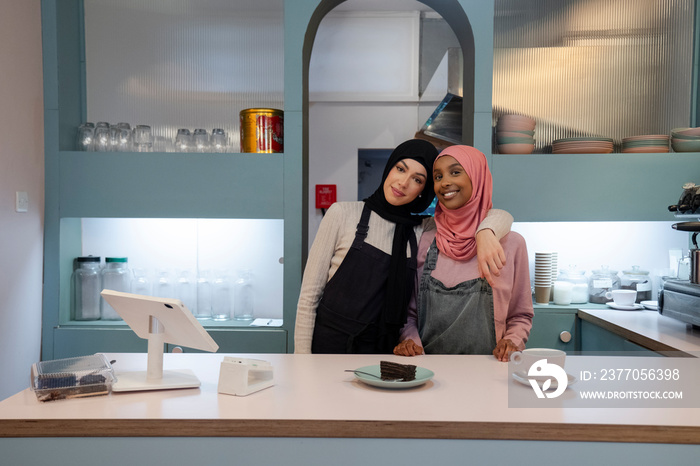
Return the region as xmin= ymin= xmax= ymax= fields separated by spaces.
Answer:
xmin=16 ymin=191 xmax=28 ymax=213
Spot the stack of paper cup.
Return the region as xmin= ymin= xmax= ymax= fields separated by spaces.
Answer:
xmin=534 ymin=252 xmax=556 ymax=304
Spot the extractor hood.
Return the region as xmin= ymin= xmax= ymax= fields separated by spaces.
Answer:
xmin=415 ymin=48 xmax=463 ymax=150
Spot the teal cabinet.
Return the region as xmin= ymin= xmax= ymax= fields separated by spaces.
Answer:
xmin=526 ymin=307 xmax=578 ymax=351
xmin=40 ymin=0 xmax=305 ymax=359
xmin=580 ymin=320 xmax=660 ymax=355
xmin=50 ymin=327 xmax=287 ymax=359
xmin=52 ymin=328 xmax=148 ymax=360
xmin=167 ymin=329 xmax=287 ymax=354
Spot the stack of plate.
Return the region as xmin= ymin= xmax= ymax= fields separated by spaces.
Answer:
xmin=552 ymin=137 xmax=614 ymax=154
xmin=495 ymin=114 xmax=535 ymax=154
xmin=621 ymin=134 xmax=669 ymax=153
xmin=671 ymin=127 xmax=700 ymax=152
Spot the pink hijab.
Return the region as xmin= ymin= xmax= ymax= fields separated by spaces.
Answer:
xmin=433 ymin=145 xmax=493 ymax=261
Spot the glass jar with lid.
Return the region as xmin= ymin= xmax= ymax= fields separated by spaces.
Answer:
xmin=621 ymin=266 xmax=651 ymax=303
xmin=557 ymin=266 xmax=588 ymax=304
xmin=588 ymin=266 xmax=621 ymax=304
xmin=100 ymin=257 xmax=131 ymax=320
xmin=71 ymin=256 xmax=102 ymax=321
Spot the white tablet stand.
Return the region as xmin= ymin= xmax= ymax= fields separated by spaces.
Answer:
xmin=101 ymin=290 xmax=219 ymax=392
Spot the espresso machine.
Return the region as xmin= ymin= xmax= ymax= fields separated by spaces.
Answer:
xmin=660 ymin=188 xmax=700 ymax=327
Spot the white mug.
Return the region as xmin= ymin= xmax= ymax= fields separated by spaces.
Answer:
xmin=605 ymin=289 xmax=636 ymax=306
xmin=510 ymin=348 xmax=566 ymax=370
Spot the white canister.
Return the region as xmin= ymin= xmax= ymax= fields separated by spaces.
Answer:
xmin=552 ymin=281 xmax=573 ymax=305
xmin=571 ymin=283 xmax=589 ymax=304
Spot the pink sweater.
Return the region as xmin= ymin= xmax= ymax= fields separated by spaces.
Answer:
xmin=399 ymin=224 xmax=534 ymax=351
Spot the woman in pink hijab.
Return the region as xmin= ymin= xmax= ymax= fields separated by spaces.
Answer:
xmin=394 ymin=145 xmax=533 ymax=361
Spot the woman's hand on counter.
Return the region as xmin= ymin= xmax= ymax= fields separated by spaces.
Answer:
xmin=492 ymin=338 xmax=517 ymax=362
xmin=393 ymin=339 xmax=424 ymax=357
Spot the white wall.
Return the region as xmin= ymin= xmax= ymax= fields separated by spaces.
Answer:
xmin=308 ymin=102 xmax=424 ymax=240
xmin=0 ymin=0 xmax=44 ymax=401
xmin=80 ymin=218 xmax=285 ymax=319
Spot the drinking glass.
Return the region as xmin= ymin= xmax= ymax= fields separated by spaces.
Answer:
xmin=130 ymin=268 xmax=151 ymax=296
xmin=76 ymin=124 xmax=95 ymax=151
xmin=175 ymin=128 xmax=192 ymax=152
xmin=116 ymin=122 xmax=132 ymax=151
xmin=154 ymin=269 xmax=174 ymax=298
xmin=193 ymin=128 xmax=210 ymax=153
xmin=93 ymin=125 xmax=111 ymax=152
xmin=210 ymin=128 xmax=227 ymax=153
xmin=212 ymin=271 xmax=231 ymax=321
xmin=133 ymin=125 xmax=153 ymax=152
xmin=176 ymin=269 xmax=196 ymax=315
xmin=195 ymin=270 xmax=213 ymax=320
xmin=234 ymin=269 xmax=254 ymax=321
xmin=109 ymin=125 xmax=121 ymax=151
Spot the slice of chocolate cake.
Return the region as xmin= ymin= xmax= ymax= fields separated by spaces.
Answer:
xmin=380 ymin=360 xmax=416 ymax=381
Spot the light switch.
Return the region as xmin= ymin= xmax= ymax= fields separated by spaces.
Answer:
xmin=16 ymin=191 xmax=28 ymax=213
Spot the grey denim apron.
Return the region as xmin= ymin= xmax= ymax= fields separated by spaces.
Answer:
xmin=417 ymin=239 xmax=497 ymax=354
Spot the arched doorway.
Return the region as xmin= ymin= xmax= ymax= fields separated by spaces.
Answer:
xmin=301 ymin=0 xmax=483 ymax=253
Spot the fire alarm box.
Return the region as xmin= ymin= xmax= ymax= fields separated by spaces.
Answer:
xmin=315 ymin=184 xmax=337 ymax=209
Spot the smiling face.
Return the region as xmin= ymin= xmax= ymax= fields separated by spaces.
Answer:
xmin=382 ymin=158 xmax=428 ymax=206
xmin=433 ymin=155 xmax=473 ymax=210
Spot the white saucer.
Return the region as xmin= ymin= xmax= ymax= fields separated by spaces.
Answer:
xmin=640 ymin=300 xmax=658 ymax=311
xmin=512 ymin=371 xmax=576 ymax=389
xmin=606 ymin=302 xmax=644 ymax=311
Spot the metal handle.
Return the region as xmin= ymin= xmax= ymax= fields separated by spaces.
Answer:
xmin=672 ymin=222 xmax=700 ymax=232
xmin=559 ymin=331 xmax=572 ymax=343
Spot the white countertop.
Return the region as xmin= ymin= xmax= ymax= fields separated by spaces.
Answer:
xmin=2 ymin=352 xmax=699 ymax=443
xmin=578 ymin=308 xmax=700 ymax=354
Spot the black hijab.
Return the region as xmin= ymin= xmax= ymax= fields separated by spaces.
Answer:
xmin=363 ymin=139 xmax=438 ymax=352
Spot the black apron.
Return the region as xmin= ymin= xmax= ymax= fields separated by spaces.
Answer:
xmin=312 ymin=204 xmax=417 ymax=353
xmin=417 ymin=239 xmax=497 ymax=354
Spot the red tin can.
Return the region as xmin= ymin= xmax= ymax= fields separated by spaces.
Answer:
xmin=239 ymin=108 xmax=284 ymax=153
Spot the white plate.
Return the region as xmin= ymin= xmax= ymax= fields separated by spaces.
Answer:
xmin=640 ymin=300 xmax=658 ymax=311
xmin=350 ymin=364 xmax=434 ymax=389
xmin=606 ymin=302 xmax=644 ymax=311
xmin=512 ymin=371 xmax=576 ymax=389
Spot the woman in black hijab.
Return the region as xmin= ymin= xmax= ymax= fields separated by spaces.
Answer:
xmin=362 ymin=139 xmax=438 ymax=351
xmin=294 ymin=139 xmax=510 ymax=354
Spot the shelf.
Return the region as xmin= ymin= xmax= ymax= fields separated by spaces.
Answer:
xmin=490 ymin=152 xmax=699 ymax=222
xmin=57 ymin=151 xmax=284 ymax=219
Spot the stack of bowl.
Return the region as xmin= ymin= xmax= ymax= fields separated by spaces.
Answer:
xmin=495 ymin=114 xmax=535 ymax=154
xmin=552 ymin=137 xmax=613 ymax=154
xmin=671 ymin=127 xmax=700 ymax=152
xmin=621 ymin=134 xmax=669 ymax=153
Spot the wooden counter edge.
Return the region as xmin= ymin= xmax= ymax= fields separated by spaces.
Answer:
xmin=1 ymin=419 xmax=699 ymax=444
xmin=576 ymin=310 xmax=695 ymax=356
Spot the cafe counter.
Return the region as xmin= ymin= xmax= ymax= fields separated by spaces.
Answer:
xmin=1 ymin=353 xmax=699 ymax=465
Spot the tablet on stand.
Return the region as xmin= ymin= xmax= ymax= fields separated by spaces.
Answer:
xmin=101 ymin=290 xmax=219 ymax=392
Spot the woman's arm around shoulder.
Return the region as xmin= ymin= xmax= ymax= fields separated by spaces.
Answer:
xmin=475 ymin=209 xmax=514 ymax=286
xmin=502 ymin=231 xmax=534 ymax=351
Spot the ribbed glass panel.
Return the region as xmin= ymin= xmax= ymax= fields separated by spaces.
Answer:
xmin=493 ymin=0 xmax=694 ymax=152
xmin=84 ymin=0 xmax=283 ymax=152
